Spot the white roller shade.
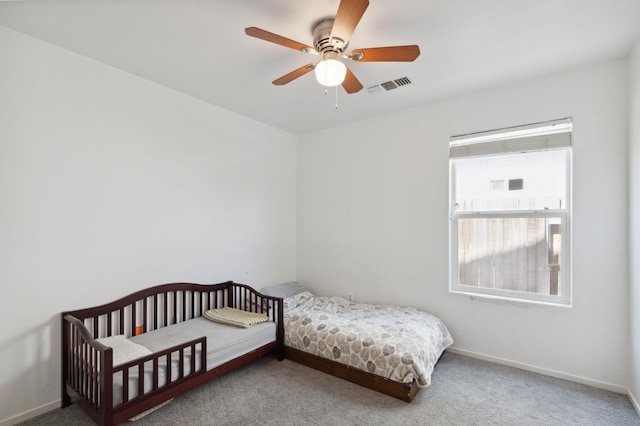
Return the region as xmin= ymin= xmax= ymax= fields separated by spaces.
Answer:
xmin=450 ymin=118 xmax=572 ymax=159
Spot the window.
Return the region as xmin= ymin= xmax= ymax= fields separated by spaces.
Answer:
xmin=449 ymin=118 xmax=572 ymax=306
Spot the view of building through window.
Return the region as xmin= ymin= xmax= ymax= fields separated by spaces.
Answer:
xmin=449 ymin=119 xmax=571 ymax=305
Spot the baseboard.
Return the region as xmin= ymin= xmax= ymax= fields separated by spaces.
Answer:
xmin=629 ymin=388 xmax=640 ymax=417
xmin=446 ymin=347 xmax=628 ymax=394
xmin=0 ymin=400 xmax=59 ymax=426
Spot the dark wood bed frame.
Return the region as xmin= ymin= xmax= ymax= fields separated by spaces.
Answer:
xmin=285 ymin=347 xmax=420 ymax=402
xmin=61 ymin=281 xmax=284 ymax=426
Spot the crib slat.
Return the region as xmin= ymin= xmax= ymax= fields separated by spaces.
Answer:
xmin=190 ymin=343 xmax=196 ymax=374
xmin=80 ymin=339 xmax=89 ymax=395
xmin=119 ymin=308 xmax=125 ymax=335
xmin=152 ymin=358 xmax=159 ymax=390
xmin=87 ymin=348 xmax=93 ymax=403
xmin=138 ymin=363 xmax=144 ymax=399
xmin=80 ymin=336 xmax=87 ymax=396
xmin=179 ymin=348 xmax=184 ymax=379
xmin=91 ymin=348 xmax=97 ymax=405
xmin=166 ymin=353 xmax=172 ymax=383
xmin=69 ymin=327 xmax=74 ymax=390
xmin=75 ymin=329 xmax=80 ymax=392
xmin=172 ymin=291 xmax=177 ymax=324
xmin=131 ymin=303 xmax=137 ymax=337
xmin=73 ymin=327 xmax=82 ymax=389
xmin=163 ymin=292 xmax=168 ymax=327
xmin=242 ymin=287 xmax=247 ymax=310
xmin=93 ymin=350 xmax=99 ymax=406
xmin=122 ymin=368 xmax=129 ymax=403
xmin=153 ymin=294 xmax=158 ymax=330
xmin=200 ymin=339 xmax=207 ymax=371
xmin=71 ymin=328 xmax=77 ymax=391
xmin=182 ymin=291 xmax=187 ymax=321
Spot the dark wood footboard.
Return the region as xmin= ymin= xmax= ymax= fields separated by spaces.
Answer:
xmin=62 ymin=315 xmax=207 ymax=425
xmin=285 ymin=346 xmax=420 ymax=402
xmin=62 ymin=281 xmax=284 ymax=426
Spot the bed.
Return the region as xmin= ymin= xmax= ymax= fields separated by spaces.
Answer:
xmin=62 ymin=281 xmax=283 ymax=426
xmin=260 ymin=282 xmax=453 ymax=402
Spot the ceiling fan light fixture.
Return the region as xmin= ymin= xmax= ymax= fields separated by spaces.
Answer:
xmin=314 ymin=58 xmax=347 ymax=87
xmin=245 ymin=0 xmax=419 ymax=95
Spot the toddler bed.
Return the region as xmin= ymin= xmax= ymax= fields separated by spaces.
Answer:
xmin=260 ymin=282 xmax=453 ymax=402
xmin=62 ymin=281 xmax=283 ymax=425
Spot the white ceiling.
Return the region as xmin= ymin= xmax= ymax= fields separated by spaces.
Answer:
xmin=1 ymin=0 xmax=639 ymax=134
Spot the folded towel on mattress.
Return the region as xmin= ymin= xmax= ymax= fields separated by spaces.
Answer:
xmin=204 ymin=307 xmax=269 ymax=328
xmin=96 ymin=335 xmax=152 ymax=366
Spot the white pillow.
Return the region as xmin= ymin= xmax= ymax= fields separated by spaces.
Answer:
xmin=260 ymin=281 xmax=309 ymax=299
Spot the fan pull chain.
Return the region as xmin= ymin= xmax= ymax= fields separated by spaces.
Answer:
xmin=321 ymin=87 xmax=339 ymax=110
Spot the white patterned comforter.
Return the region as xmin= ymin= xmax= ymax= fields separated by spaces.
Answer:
xmin=284 ymin=292 xmax=453 ymax=387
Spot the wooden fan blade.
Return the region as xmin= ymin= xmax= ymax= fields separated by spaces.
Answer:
xmin=245 ymin=27 xmax=316 ymax=54
xmin=330 ymin=0 xmax=369 ymax=44
xmin=272 ymin=63 xmax=316 ymax=86
xmin=342 ymin=66 xmax=363 ymax=94
xmin=348 ymin=45 xmax=421 ymax=62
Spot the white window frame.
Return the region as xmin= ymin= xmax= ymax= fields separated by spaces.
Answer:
xmin=449 ymin=118 xmax=572 ymax=306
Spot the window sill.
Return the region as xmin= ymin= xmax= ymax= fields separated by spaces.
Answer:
xmin=450 ymin=290 xmax=573 ymax=308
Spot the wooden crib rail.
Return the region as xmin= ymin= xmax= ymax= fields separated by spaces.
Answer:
xmin=111 ymin=336 xmax=206 ymax=423
xmin=112 ymin=337 xmax=206 ymax=403
xmin=230 ymin=283 xmax=284 ymax=353
xmin=63 ymin=281 xmax=235 ymax=339
xmin=61 ymin=313 xmax=114 ymax=424
xmin=63 ymin=281 xmax=283 ymax=341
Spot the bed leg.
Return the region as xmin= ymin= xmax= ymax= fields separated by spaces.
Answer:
xmin=277 ymin=346 xmax=285 ymax=361
xmin=61 ymin=313 xmax=73 ymax=409
xmin=61 ymin=388 xmax=71 ymax=408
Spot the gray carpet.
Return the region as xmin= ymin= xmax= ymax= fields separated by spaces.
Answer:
xmin=21 ymin=352 xmax=639 ymax=425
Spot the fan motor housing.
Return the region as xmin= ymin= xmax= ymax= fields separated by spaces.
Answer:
xmin=312 ymin=19 xmax=348 ymax=55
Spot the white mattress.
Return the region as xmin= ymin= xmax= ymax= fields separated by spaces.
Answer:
xmin=130 ymin=316 xmax=276 ymax=370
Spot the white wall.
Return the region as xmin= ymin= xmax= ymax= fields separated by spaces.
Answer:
xmin=1 ymin=18 xmax=636 ymax=423
xmin=629 ymin=39 xmax=640 ymax=412
xmin=0 ymin=25 xmax=297 ymax=424
xmin=298 ymin=59 xmax=630 ymax=390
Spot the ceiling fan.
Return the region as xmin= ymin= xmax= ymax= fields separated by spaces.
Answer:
xmin=245 ymin=0 xmax=420 ymax=94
